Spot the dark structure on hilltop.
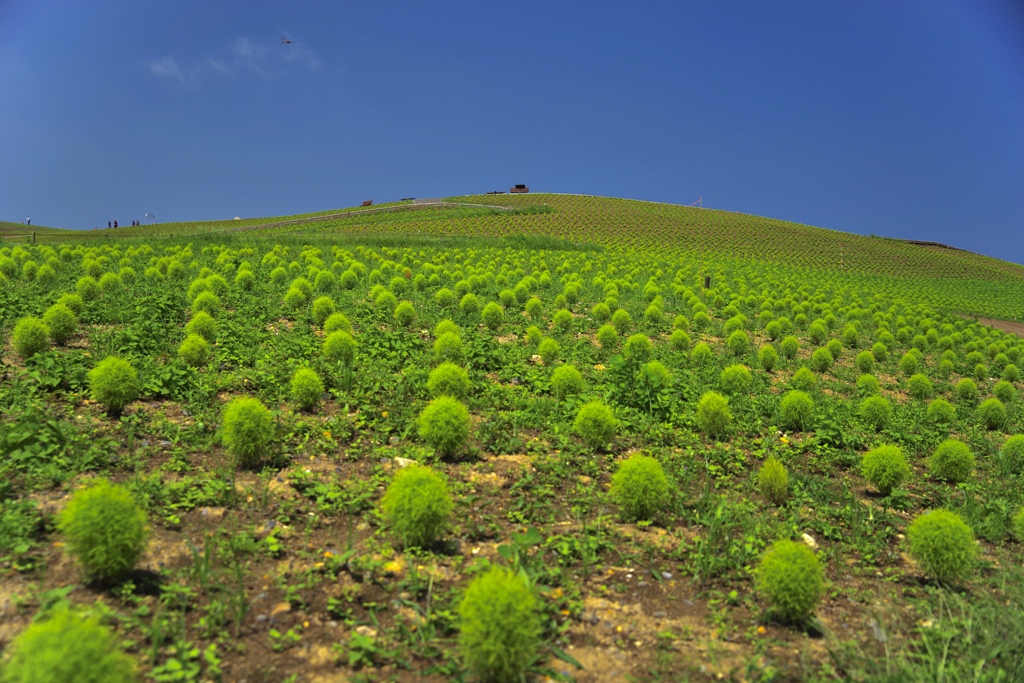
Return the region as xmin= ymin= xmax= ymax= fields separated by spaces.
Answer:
xmin=510 ymin=184 xmax=529 ymax=193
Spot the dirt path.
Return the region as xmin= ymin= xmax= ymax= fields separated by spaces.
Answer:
xmin=959 ymin=315 xmax=1024 ymax=337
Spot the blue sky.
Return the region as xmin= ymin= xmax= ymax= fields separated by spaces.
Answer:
xmin=2 ymin=1 xmax=1023 ymax=263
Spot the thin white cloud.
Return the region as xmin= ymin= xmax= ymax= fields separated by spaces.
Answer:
xmin=149 ymin=56 xmax=185 ymax=82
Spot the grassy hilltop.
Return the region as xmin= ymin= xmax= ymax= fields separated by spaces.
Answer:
xmin=2 ymin=194 xmax=1024 ymax=682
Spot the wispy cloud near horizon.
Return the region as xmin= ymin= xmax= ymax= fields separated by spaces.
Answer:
xmin=147 ymin=36 xmax=322 ymax=85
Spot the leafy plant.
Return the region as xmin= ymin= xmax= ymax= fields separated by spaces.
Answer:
xmin=861 ymin=444 xmax=910 ymax=495
xmin=324 ymin=330 xmax=358 ymax=365
xmin=758 ymin=457 xmax=789 ymax=505
xmin=609 ymin=454 xmax=669 ymax=521
xmin=88 ymin=356 xmax=140 ymax=415
xmin=42 ymin=304 xmax=77 ymax=345
xmin=697 ymin=391 xmax=732 ymax=439
xmin=178 ymin=333 xmax=211 ymax=367
xmin=427 ymin=362 xmax=471 ymax=400
xmin=906 ymin=509 xmax=977 ymax=585
xmin=977 ymin=398 xmax=1007 ymax=430
xmin=790 ymin=366 xmax=817 ymax=391
xmin=928 ymin=439 xmax=975 ymax=483
xmin=417 ymin=396 xmax=471 ymax=457
xmin=12 ymin=316 xmax=50 ymax=359
xmin=380 ymin=464 xmax=453 ymax=547
xmin=779 ymin=390 xmax=814 ymax=431
xmin=859 ymin=395 xmax=892 ymax=431
xmin=755 ymin=539 xmax=823 ymax=622
xmin=458 ymin=566 xmax=541 ymax=683
xmin=926 ymin=398 xmax=955 ymax=424
xmin=550 ymin=364 xmax=585 ymax=399
xmin=221 ymin=397 xmax=274 ymax=468
xmin=290 ymin=367 xmax=324 ymax=412
xmin=573 ymin=400 xmax=618 ymax=450
xmin=59 ymin=479 xmax=148 ymax=581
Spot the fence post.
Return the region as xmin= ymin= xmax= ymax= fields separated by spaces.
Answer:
xmin=32 ymin=232 xmax=36 ymax=244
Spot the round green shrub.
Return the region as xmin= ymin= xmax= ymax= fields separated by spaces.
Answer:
xmin=855 ymin=351 xmax=875 ymax=374
xmin=1000 ymin=435 xmax=1024 ymax=474
xmin=780 ymin=390 xmax=814 ymax=431
xmin=871 ymin=341 xmax=888 ymax=362
xmin=906 ymin=509 xmax=977 ymax=584
xmin=720 ymin=364 xmax=752 ymax=395
xmin=928 ymin=439 xmax=975 ymax=483
xmin=185 ymin=310 xmax=217 ymax=342
xmin=573 ymin=401 xmax=618 ymax=450
xmin=643 ymin=303 xmax=663 ymax=327
xmin=956 ymin=378 xmax=979 ymax=403
xmin=458 ymin=566 xmax=541 ymax=683
xmin=56 ymin=292 xmax=84 ymax=316
xmin=550 ymin=364 xmax=585 ymax=399
xmin=779 ymin=335 xmax=799 ymax=360
xmin=552 ymin=308 xmax=574 ymax=333
xmin=611 ymin=308 xmax=632 ymax=334
xmin=856 ymin=373 xmax=880 ymax=396
xmin=1 ymin=608 xmax=136 ymax=682
xmin=291 ymin=367 xmax=324 ymax=411
xmin=12 ymin=316 xmax=50 ymax=359
xmin=639 ymin=360 xmax=672 ymax=391
xmin=538 ymin=337 xmax=561 ymax=365
xmin=758 ymin=344 xmax=779 ymax=372
xmin=859 ymin=395 xmax=893 ymax=431
xmin=697 ymin=391 xmax=732 ymax=439
xmin=311 ymin=296 xmax=336 ymax=327
xmin=826 ymin=338 xmax=843 ymax=359
xmin=755 ymin=539 xmax=823 ymax=622
xmin=76 ymin=275 xmax=100 ymax=302
xmin=691 ymin=341 xmax=713 ymax=364
xmin=978 ymin=398 xmax=1006 ymax=430
xmin=192 ymin=291 xmax=222 ymax=317
xmin=610 ymin=454 xmax=670 ymax=522
xmin=427 ymin=362 xmax=471 ymax=400
xmin=670 ymin=329 xmax=691 ymax=352
xmin=525 ymin=325 xmax=544 ymax=348
xmin=790 ymin=366 xmax=818 ymax=392
xmin=622 ymin=333 xmax=653 ymax=362
xmin=993 ymin=380 xmax=1017 ymax=403
xmin=221 ymin=397 xmax=274 ymax=468
xmin=481 ymin=302 xmax=505 ymax=331
xmin=861 ymin=444 xmax=910 ymax=495
xmin=459 ymin=292 xmax=480 ymax=316
xmin=973 ymin=363 xmax=988 ymax=381
xmin=59 ymin=479 xmax=147 ymax=581
xmin=907 ymin=373 xmax=934 ymax=400
xmin=235 ymin=268 xmax=256 ymax=291
xmin=324 ymin=330 xmax=358 ymax=365
xmin=434 ymin=287 xmax=455 ymax=308
xmin=596 ymin=323 xmax=619 ymax=350
xmin=727 ymin=330 xmax=750 ymax=356
xmin=434 ymin=319 xmax=460 ymax=338
xmin=1003 ymin=363 xmax=1020 ymax=382
xmin=394 ymin=301 xmax=417 ymax=327
xmin=1013 ymin=506 xmax=1024 ymax=542
xmin=927 ymin=398 xmax=956 ymax=425
xmin=177 ymin=333 xmax=210 ymax=367
xmin=525 ymin=297 xmax=544 ymax=321
xmin=809 ymin=347 xmax=833 ymax=373
xmin=418 ymin=396 xmax=471 ymax=457
xmin=899 ymin=352 xmax=919 ymax=377
xmin=433 ymin=331 xmax=464 ymax=364
xmin=88 ymin=356 xmax=139 ymax=414
xmin=381 ymin=465 xmax=453 ymax=548
xmin=323 ymin=312 xmax=352 ymax=334
xmin=374 ymin=289 xmax=397 ymax=312
xmin=42 ymin=304 xmax=77 ymax=345
xmin=758 ymin=457 xmax=789 ymax=505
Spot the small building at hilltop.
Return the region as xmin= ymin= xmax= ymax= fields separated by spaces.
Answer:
xmin=510 ymin=184 xmax=529 ymax=193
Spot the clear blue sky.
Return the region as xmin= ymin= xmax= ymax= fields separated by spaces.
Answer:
xmin=2 ymin=1 xmax=1023 ymax=263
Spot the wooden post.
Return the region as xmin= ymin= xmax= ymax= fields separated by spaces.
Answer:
xmin=31 ymin=232 xmax=36 ymax=244
xmin=704 ymin=275 xmax=711 ymax=290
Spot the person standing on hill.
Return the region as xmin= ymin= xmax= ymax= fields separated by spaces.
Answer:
xmin=108 ymin=221 xmax=111 ymax=228
xmin=114 ymin=220 xmax=118 ymax=228
xmin=26 ymin=217 xmax=31 ymax=225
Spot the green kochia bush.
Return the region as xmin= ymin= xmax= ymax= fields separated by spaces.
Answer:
xmin=758 ymin=344 xmax=779 ymax=372
xmin=697 ymin=391 xmax=732 ymax=439
xmin=312 ymin=296 xmax=336 ymax=327
xmin=790 ymin=367 xmax=817 ymax=391
xmin=610 ymin=454 xmax=670 ymax=521
xmin=538 ymin=337 xmax=561 ymax=365
xmin=178 ymin=333 xmax=211 ymax=367
xmin=928 ymin=439 xmax=975 ymax=483
xmin=381 ymin=465 xmax=453 ymax=548
xmin=720 ymin=364 xmax=752 ymax=395
xmin=906 ymin=509 xmax=977 ymax=584
xmin=755 ymin=539 xmax=824 ymax=622
xmin=573 ymin=401 xmax=618 ymax=450
xmin=324 ymin=331 xmax=358 ymax=365
xmin=428 ymin=363 xmax=471 ymax=399
xmin=859 ymin=395 xmax=892 ymax=431
xmin=690 ymin=341 xmax=713 ymax=364
xmin=1000 ymin=435 xmax=1024 ymax=474
xmin=809 ymin=347 xmax=833 ymax=373
xmin=186 ymin=310 xmax=217 ymax=341
xmin=550 ymin=364 xmax=585 ymax=398
xmin=855 ymin=351 xmax=875 ymax=373
xmin=59 ymin=479 xmax=147 ymax=582
xmin=779 ymin=335 xmax=799 ymax=360
xmin=43 ymin=304 xmax=77 ymax=345
xmin=481 ymin=302 xmax=504 ymax=331
xmin=1013 ymin=507 xmax=1024 ymax=542
xmin=856 ymin=374 xmax=880 ymax=396
xmin=88 ymin=356 xmax=139 ymax=415
xmin=12 ymin=316 xmax=50 ymax=359
xmin=977 ymin=398 xmax=1007 ymax=430
xmin=993 ymin=380 xmax=1017 ymax=403
xmin=291 ymin=367 xmax=325 ymax=411
xmin=861 ymin=444 xmax=910 ymax=495
xmin=907 ymin=373 xmax=933 ymax=400
xmin=758 ymin=457 xmax=789 ymax=505
xmin=221 ymin=397 xmax=274 ymax=468
xmin=927 ymin=398 xmax=956 ymax=424
xmin=433 ymin=331 xmax=464 ymax=363
xmin=622 ymin=334 xmax=653 ymax=362
xmin=956 ymin=378 xmax=978 ymax=403
xmin=418 ymin=396 xmax=471 ymax=457
xmin=1 ymin=608 xmax=137 ymax=683
xmin=324 ymin=312 xmax=353 ymax=334
xmin=780 ymin=390 xmax=814 ymax=431
xmin=458 ymin=566 xmax=542 ymax=683
xmin=394 ymin=301 xmax=417 ymax=327
xmin=727 ymin=330 xmax=750 ymax=356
